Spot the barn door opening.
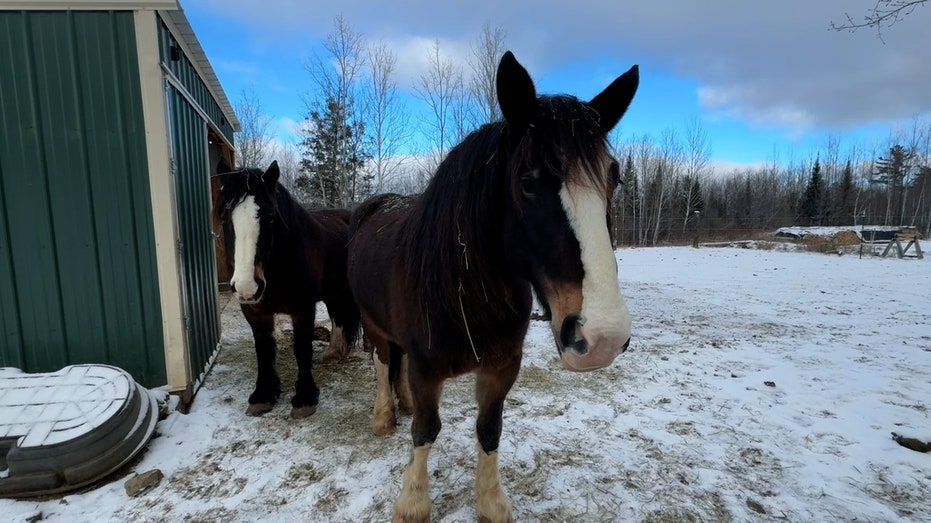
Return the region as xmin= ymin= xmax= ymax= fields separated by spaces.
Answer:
xmin=208 ymin=128 xmax=233 ymax=291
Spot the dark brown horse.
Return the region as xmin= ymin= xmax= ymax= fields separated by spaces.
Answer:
xmin=347 ymin=51 xmax=637 ymax=522
xmin=215 ymin=159 xmax=360 ymax=419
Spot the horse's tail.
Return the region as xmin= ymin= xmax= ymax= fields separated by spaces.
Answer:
xmin=329 ymin=292 xmax=362 ymax=348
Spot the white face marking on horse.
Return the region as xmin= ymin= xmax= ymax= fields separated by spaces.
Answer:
xmin=558 ymin=173 xmax=632 ymax=370
xmin=230 ymin=195 xmax=262 ymax=302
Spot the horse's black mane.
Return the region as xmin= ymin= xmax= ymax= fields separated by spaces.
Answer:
xmin=215 ymin=167 xmax=305 ymax=234
xmin=403 ymin=94 xmax=613 ymax=337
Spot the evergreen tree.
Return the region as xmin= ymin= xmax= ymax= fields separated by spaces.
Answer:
xmin=800 ymin=158 xmax=825 ymax=225
xmin=298 ymin=96 xmax=372 ymax=207
xmin=872 ymin=144 xmax=915 ymax=224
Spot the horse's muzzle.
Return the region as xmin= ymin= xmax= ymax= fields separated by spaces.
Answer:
xmin=556 ymin=314 xmax=630 ymax=372
xmin=231 ymin=276 xmax=266 ymax=304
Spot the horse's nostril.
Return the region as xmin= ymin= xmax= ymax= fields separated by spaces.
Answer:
xmin=230 ymin=281 xmax=237 ymax=293
xmin=560 ymin=314 xmax=581 ymax=348
xmin=621 ymin=337 xmax=631 ymax=352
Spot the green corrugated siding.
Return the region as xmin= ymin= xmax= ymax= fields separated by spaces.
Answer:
xmin=157 ymin=18 xmax=234 ymax=143
xmin=0 ymin=10 xmax=166 ymax=386
xmin=167 ymin=84 xmax=220 ymax=383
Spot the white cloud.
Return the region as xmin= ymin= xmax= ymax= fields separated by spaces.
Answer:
xmin=709 ymin=159 xmax=769 ymax=177
xmin=699 ymin=86 xmax=815 ymax=132
xmin=272 ymin=116 xmax=307 ymax=142
xmin=216 ymin=60 xmax=260 ymax=76
xmin=192 ymin=0 xmax=930 ymax=132
xmin=381 ymin=35 xmax=473 ymax=90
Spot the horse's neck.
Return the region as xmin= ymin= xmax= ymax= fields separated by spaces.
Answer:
xmin=405 ymin=175 xmax=528 ymax=331
xmin=271 ymin=197 xmax=316 ymax=259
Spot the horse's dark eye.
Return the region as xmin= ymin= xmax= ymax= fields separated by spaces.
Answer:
xmin=610 ymin=162 xmax=621 ymax=186
xmin=520 ymin=177 xmax=537 ymax=198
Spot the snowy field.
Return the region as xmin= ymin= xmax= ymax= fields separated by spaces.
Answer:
xmin=3 ymin=246 xmax=930 ymax=522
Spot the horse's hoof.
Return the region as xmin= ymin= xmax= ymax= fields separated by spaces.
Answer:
xmin=397 ymin=400 xmax=413 ymax=416
xmin=391 ymin=513 xmax=429 ymax=523
xmin=372 ymin=419 xmax=397 ymax=437
xmin=291 ymin=405 xmax=318 ymax=419
xmin=320 ymin=350 xmax=344 ymax=363
xmin=245 ymin=403 xmax=274 ymax=416
xmin=478 ymin=517 xmax=513 ymax=523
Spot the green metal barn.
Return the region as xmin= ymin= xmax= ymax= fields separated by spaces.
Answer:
xmin=0 ymin=0 xmax=239 ymax=404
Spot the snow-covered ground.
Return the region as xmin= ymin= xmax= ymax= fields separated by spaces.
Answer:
xmin=3 ymin=246 xmax=929 ymax=522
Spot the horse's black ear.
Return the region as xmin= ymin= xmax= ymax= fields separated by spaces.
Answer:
xmin=216 ymin=156 xmax=233 ymax=175
xmin=588 ymin=64 xmax=639 ymax=133
xmin=496 ymin=51 xmax=537 ymax=133
xmin=263 ymin=160 xmax=280 ymax=188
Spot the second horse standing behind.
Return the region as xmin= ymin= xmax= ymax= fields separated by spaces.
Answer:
xmin=215 ymin=158 xmax=361 ymax=419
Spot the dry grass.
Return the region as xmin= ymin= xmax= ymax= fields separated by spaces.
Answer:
xmin=833 ymin=230 xmax=861 ymax=246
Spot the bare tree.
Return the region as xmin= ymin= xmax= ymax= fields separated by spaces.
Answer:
xmin=416 ymin=39 xmax=465 ymax=168
xmin=235 ymin=86 xmax=274 ymax=168
xmin=831 ymin=0 xmax=926 ymax=41
xmin=363 ymin=40 xmax=411 ymax=193
xmin=681 ymin=117 xmax=710 ymax=234
xmin=304 ymin=15 xmax=366 ymax=109
xmin=822 ymin=134 xmax=841 ymax=224
xmin=629 ymin=135 xmax=660 ymax=245
xmin=651 ymin=129 xmax=682 ymax=244
xmin=274 ymin=142 xmax=302 ymax=196
xmin=300 ymin=15 xmax=370 ymax=206
xmin=468 ymin=23 xmax=507 ymax=126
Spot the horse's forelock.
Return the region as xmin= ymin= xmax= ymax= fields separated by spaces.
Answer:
xmin=217 ymin=167 xmax=292 ymax=220
xmin=517 ymin=95 xmax=614 ymax=193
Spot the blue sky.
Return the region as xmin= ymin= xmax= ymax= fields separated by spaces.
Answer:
xmin=181 ymin=0 xmax=928 ymax=170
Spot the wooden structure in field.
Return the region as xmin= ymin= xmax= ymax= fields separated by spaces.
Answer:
xmin=881 ymin=230 xmax=924 ymax=259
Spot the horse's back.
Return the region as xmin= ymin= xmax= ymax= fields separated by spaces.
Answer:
xmin=295 ymin=207 xmax=353 ymax=295
xmin=347 ymin=193 xmax=416 ymax=337
xmin=307 ymin=207 xmax=351 ymax=237
xmin=349 ymin=193 xmax=412 ymax=235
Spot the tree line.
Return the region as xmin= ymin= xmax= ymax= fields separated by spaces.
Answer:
xmin=611 ymin=122 xmax=931 ymax=245
xmin=235 ymin=16 xmax=931 ymax=243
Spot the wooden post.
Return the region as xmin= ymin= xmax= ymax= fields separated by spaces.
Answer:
xmin=903 ymin=239 xmax=923 ymax=259
xmin=881 ymin=239 xmax=904 ymax=258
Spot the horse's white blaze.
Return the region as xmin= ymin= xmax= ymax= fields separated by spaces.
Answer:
xmin=230 ymin=195 xmax=261 ymax=300
xmin=559 ymin=179 xmax=631 ymax=359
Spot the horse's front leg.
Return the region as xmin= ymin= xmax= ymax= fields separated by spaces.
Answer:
xmin=393 ymin=362 xmax=444 ymax=523
xmin=243 ymin=308 xmax=280 ymax=416
xmin=290 ymin=313 xmax=320 ymax=418
xmin=474 ymin=358 xmax=521 ymax=523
